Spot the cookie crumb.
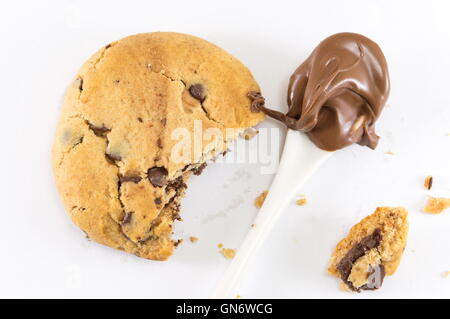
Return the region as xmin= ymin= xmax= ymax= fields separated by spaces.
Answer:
xmin=217 ymin=243 xmax=223 ymax=248
xmin=384 ymin=151 xmax=395 ymax=155
xmin=220 ymin=248 xmax=236 ymax=259
xmin=423 ymin=197 xmax=450 ymax=214
xmin=443 ymin=271 xmax=450 ymax=278
xmin=255 ymin=191 xmax=268 ymax=208
xmin=241 ymin=128 xmax=259 ymax=140
xmin=296 ymin=196 xmax=307 ymax=206
xmin=424 ymin=176 xmax=433 ymax=190
xmin=189 ymin=236 xmax=199 ymax=243
xmin=235 ymin=294 xmax=241 ymax=299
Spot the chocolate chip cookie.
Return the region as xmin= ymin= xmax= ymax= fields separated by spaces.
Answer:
xmin=328 ymin=207 xmax=409 ymax=291
xmin=52 ymin=32 xmax=264 ymax=260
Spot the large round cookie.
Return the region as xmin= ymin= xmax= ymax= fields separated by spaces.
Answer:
xmin=52 ymin=32 xmax=265 ymax=260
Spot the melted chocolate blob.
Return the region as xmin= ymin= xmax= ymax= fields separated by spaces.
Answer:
xmin=259 ymin=33 xmax=390 ymax=151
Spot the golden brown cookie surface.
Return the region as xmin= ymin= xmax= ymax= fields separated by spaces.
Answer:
xmin=328 ymin=207 xmax=408 ymax=291
xmin=52 ymin=32 xmax=264 ymax=260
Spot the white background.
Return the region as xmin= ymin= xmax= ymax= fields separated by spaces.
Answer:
xmin=1 ymin=0 xmax=449 ymax=298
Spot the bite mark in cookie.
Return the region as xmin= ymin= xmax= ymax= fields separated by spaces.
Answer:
xmin=52 ymin=32 xmax=265 ymax=260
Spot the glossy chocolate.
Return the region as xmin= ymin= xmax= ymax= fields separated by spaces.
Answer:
xmin=259 ymin=33 xmax=390 ymax=151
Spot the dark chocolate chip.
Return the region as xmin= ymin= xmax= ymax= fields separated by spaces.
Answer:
xmin=189 ymin=84 xmax=206 ymax=102
xmin=77 ymin=77 xmax=84 ymax=92
xmin=105 ymin=43 xmax=112 ymax=49
xmin=192 ymin=163 xmax=207 ymax=176
xmin=154 ymin=197 xmax=162 ymax=205
xmin=336 ymin=228 xmax=383 ymax=292
xmin=157 ymin=137 xmax=163 ymax=149
xmin=361 ymin=264 xmax=386 ymax=290
xmin=161 ymin=118 xmax=167 ymax=126
xmin=106 ymin=152 xmax=122 ymax=163
xmin=121 ymin=212 xmax=133 ymax=225
xmin=113 ymin=79 xmax=120 ymax=84
xmin=137 ymin=117 xmax=143 ymax=123
xmin=119 ymin=174 xmax=142 ymax=184
xmin=147 ymin=167 xmax=168 ymax=187
xmin=89 ymin=123 xmax=111 ymax=137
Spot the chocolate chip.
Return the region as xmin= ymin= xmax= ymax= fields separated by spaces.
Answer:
xmin=137 ymin=117 xmax=143 ymax=123
xmin=154 ymin=197 xmax=162 ymax=205
xmin=192 ymin=163 xmax=207 ymax=176
xmin=361 ymin=264 xmax=386 ymax=290
xmin=161 ymin=118 xmax=167 ymax=126
xmin=157 ymin=138 xmax=163 ymax=149
xmin=247 ymin=91 xmax=265 ymax=113
xmin=76 ymin=77 xmax=83 ymax=92
xmin=189 ymin=84 xmax=206 ymax=102
xmin=105 ymin=43 xmax=112 ymax=49
xmin=119 ymin=174 xmax=142 ymax=184
xmin=121 ymin=212 xmax=133 ymax=225
xmin=147 ymin=167 xmax=168 ymax=187
xmin=336 ymin=228 xmax=382 ymax=291
xmin=88 ymin=123 xmax=111 ymax=137
xmin=106 ymin=152 xmax=122 ymax=163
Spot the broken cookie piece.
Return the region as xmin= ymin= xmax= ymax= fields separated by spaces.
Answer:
xmin=424 ymin=176 xmax=433 ymax=190
xmin=423 ymin=196 xmax=450 ymax=214
xmin=328 ymin=207 xmax=408 ymax=292
xmin=255 ymin=190 xmax=268 ymax=208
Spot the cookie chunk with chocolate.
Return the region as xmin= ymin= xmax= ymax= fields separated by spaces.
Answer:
xmin=52 ymin=32 xmax=264 ymax=260
xmin=328 ymin=207 xmax=408 ymax=292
